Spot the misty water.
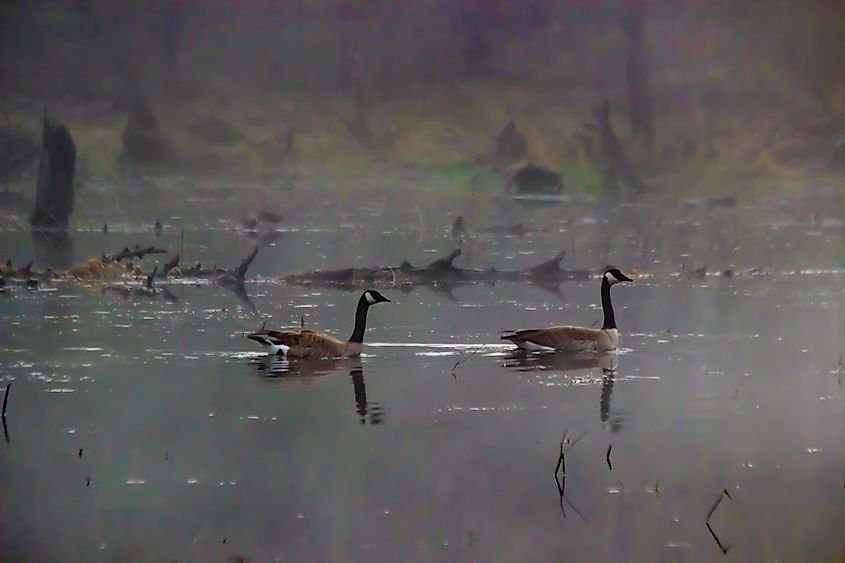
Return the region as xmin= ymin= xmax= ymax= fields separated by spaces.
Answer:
xmin=1 ymin=193 xmax=844 ymax=561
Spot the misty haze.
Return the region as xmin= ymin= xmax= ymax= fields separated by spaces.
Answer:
xmin=1 ymin=1 xmax=844 ymax=561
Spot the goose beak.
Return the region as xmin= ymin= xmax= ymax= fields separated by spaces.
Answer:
xmin=621 ymin=273 xmax=634 ymax=283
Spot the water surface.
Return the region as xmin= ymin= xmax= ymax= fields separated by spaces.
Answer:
xmin=1 ymin=195 xmax=844 ymax=561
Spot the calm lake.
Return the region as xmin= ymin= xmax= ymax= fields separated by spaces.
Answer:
xmin=1 ymin=191 xmax=843 ymax=562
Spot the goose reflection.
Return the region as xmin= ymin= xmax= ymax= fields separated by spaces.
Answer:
xmin=599 ymin=365 xmax=625 ymax=433
xmin=505 ymin=352 xmax=625 ymax=432
xmin=350 ymin=366 xmax=384 ymax=425
xmin=503 ymin=351 xmax=618 ymax=374
xmin=250 ymin=359 xmax=384 ymax=424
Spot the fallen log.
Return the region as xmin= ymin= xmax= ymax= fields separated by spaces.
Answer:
xmin=2 ymin=245 xmax=260 ymax=312
xmin=3 ymin=245 xmax=258 ymax=287
xmin=103 ymin=245 xmax=168 ymax=263
xmin=283 ymin=249 xmax=595 ymax=290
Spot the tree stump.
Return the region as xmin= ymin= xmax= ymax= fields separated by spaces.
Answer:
xmin=30 ymin=110 xmax=76 ymax=230
xmin=120 ymin=102 xmax=173 ymax=165
xmin=504 ymin=162 xmax=564 ymax=195
xmin=622 ymin=0 xmax=653 ymax=149
xmin=495 ymin=120 xmax=528 ymax=162
xmin=593 ymin=100 xmax=646 ymax=195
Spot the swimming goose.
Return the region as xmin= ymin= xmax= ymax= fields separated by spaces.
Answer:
xmin=501 ymin=268 xmax=633 ymax=352
xmin=247 ymin=290 xmax=390 ymax=358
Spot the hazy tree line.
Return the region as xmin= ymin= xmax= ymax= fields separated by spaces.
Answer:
xmin=2 ymin=0 xmax=843 ymax=111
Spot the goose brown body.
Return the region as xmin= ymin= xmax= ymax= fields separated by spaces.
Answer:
xmin=502 ymin=269 xmax=632 ymax=353
xmin=255 ymin=329 xmax=361 ymax=359
xmin=502 ymin=326 xmax=619 ymax=353
xmin=247 ymin=290 xmax=389 ymax=359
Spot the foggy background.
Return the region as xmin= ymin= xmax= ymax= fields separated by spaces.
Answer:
xmin=2 ymin=0 xmax=845 ymax=194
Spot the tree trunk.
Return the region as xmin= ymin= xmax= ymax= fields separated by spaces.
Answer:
xmin=622 ymin=0 xmax=653 ymax=150
xmin=32 ymin=230 xmax=75 ymax=270
xmin=30 ymin=110 xmax=76 ymax=230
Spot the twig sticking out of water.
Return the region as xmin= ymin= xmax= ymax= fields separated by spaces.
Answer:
xmin=654 ymin=479 xmax=661 ymax=497
xmin=705 ymin=489 xmax=733 ymax=554
xmin=78 ymin=448 xmax=83 ymax=458
xmin=450 ymin=347 xmax=482 ymax=379
xmin=553 ymin=429 xmax=588 ymax=522
xmin=706 ymin=522 xmax=731 ymax=555
xmin=2 ymin=383 xmax=9 ymax=417
xmin=555 ymin=429 xmax=568 ymax=477
xmin=555 ymin=429 xmax=587 ymax=478
xmin=1 ymin=384 xmax=8 ymax=444
xmin=706 ymin=488 xmax=732 ymax=523
xmin=606 ymin=445 xmax=613 ymax=471
xmin=564 ymin=430 xmax=587 ymax=455
xmin=145 ymin=266 xmax=157 ymax=290
xmin=555 ymin=474 xmax=588 ymax=523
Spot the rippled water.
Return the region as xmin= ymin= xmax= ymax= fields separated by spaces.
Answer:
xmin=1 ymin=195 xmax=844 ymax=561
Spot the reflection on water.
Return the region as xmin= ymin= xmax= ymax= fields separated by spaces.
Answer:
xmin=251 ymin=358 xmax=384 ymax=424
xmin=503 ymin=350 xmax=619 ymax=374
xmin=599 ymin=368 xmax=625 ymax=433
xmin=350 ymin=366 xmax=384 ymax=425
xmin=31 ymin=230 xmax=75 ymax=270
xmin=250 ymin=355 xmax=348 ymax=379
xmin=506 ymin=350 xmax=627 ymax=432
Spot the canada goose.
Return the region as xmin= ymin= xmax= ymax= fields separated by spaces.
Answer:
xmin=501 ymin=268 xmax=633 ymax=352
xmin=247 ymin=290 xmax=391 ymax=358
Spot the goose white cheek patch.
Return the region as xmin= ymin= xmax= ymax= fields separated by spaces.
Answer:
xmin=365 ymin=292 xmax=377 ymax=304
xmin=605 ymin=271 xmax=626 ymax=284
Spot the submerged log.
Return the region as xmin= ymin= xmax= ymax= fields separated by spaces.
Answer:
xmin=283 ymin=249 xmax=594 ymax=290
xmin=30 ymin=109 xmax=76 ymax=230
xmin=212 ymin=245 xmax=259 ymax=288
xmin=3 ymin=244 xmax=257 ymax=286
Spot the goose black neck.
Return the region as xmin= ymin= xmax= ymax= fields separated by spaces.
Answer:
xmin=601 ymin=276 xmax=616 ymax=330
xmin=348 ymin=294 xmax=371 ymax=343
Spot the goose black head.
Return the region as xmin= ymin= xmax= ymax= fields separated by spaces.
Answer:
xmin=604 ymin=268 xmax=633 ymax=285
xmin=363 ymin=289 xmax=391 ymax=305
